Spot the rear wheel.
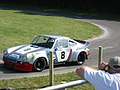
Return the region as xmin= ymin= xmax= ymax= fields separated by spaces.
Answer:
xmin=77 ymin=53 xmax=86 ymax=65
xmin=33 ymin=58 xmax=46 ymax=72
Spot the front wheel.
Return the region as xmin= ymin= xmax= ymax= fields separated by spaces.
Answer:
xmin=33 ymin=58 xmax=46 ymax=72
xmin=77 ymin=53 xmax=86 ymax=65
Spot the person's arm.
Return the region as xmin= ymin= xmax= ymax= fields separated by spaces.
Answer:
xmin=76 ymin=61 xmax=108 ymax=78
xmin=98 ymin=61 xmax=108 ymax=70
xmin=76 ymin=66 xmax=97 ymax=78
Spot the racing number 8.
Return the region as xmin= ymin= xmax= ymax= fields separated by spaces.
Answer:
xmin=61 ymin=51 xmax=65 ymax=59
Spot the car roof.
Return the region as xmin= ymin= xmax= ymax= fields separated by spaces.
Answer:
xmin=40 ymin=34 xmax=70 ymax=39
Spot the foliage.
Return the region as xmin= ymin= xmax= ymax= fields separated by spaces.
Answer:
xmin=0 ymin=0 xmax=120 ymax=13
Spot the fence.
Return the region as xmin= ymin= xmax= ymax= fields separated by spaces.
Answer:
xmin=38 ymin=46 xmax=103 ymax=90
xmin=38 ymin=80 xmax=87 ymax=90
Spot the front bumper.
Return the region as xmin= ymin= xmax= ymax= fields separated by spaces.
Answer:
xmin=3 ymin=57 xmax=33 ymax=71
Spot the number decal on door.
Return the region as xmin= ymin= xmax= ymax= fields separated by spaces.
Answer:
xmin=61 ymin=51 xmax=65 ymax=59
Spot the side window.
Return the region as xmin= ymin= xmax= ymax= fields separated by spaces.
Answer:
xmin=57 ymin=39 xmax=68 ymax=48
xmin=69 ymin=40 xmax=77 ymax=46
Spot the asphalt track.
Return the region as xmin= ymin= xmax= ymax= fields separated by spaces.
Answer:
xmin=0 ymin=8 xmax=120 ymax=80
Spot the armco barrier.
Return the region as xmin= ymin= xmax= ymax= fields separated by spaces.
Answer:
xmin=38 ymin=79 xmax=88 ymax=90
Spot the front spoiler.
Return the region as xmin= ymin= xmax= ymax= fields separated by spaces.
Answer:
xmin=3 ymin=58 xmax=33 ymax=72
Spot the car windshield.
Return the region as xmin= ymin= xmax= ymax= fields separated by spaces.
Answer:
xmin=31 ymin=35 xmax=55 ymax=48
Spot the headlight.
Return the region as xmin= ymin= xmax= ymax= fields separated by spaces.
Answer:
xmin=3 ymin=49 xmax=8 ymax=55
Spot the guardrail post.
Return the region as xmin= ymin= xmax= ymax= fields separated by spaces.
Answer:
xmin=49 ymin=50 xmax=54 ymax=86
xmin=98 ymin=46 xmax=103 ymax=67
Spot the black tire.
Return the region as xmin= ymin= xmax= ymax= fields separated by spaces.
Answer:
xmin=77 ymin=53 xmax=86 ymax=65
xmin=33 ymin=58 xmax=46 ymax=72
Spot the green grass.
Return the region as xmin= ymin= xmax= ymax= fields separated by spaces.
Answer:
xmin=0 ymin=9 xmax=101 ymax=53
xmin=0 ymin=72 xmax=94 ymax=90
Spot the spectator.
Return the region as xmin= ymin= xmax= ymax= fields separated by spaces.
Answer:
xmin=76 ymin=56 xmax=120 ymax=90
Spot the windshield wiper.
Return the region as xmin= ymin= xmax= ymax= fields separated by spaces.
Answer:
xmin=30 ymin=44 xmax=39 ymax=48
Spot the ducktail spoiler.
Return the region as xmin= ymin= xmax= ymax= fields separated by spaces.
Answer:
xmin=74 ymin=39 xmax=90 ymax=48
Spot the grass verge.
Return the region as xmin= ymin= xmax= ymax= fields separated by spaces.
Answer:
xmin=0 ymin=72 xmax=94 ymax=90
xmin=0 ymin=7 xmax=101 ymax=53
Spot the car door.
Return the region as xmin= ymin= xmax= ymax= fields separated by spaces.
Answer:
xmin=54 ymin=39 xmax=70 ymax=62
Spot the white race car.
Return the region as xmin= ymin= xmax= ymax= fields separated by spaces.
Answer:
xmin=2 ymin=34 xmax=90 ymax=72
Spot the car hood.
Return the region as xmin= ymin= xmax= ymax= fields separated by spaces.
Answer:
xmin=10 ymin=44 xmax=46 ymax=55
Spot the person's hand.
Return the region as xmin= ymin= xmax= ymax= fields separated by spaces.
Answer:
xmin=99 ymin=61 xmax=108 ymax=70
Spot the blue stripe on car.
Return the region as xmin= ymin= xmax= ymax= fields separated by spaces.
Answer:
xmin=12 ymin=44 xmax=29 ymax=53
xmin=5 ymin=55 xmax=19 ymax=62
xmin=25 ymin=47 xmax=45 ymax=54
xmin=53 ymin=51 xmax=58 ymax=63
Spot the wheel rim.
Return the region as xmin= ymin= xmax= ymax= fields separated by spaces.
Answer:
xmin=77 ymin=53 xmax=86 ymax=65
xmin=34 ymin=58 xmax=46 ymax=71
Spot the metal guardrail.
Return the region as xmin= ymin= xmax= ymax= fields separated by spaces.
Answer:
xmin=38 ymin=79 xmax=88 ymax=90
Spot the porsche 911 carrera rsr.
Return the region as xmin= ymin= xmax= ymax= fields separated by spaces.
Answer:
xmin=2 ymin=34 xmax=90 ymax=72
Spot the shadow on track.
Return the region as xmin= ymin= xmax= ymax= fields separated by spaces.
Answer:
xmin=0 ymin=63 xmax=26 ymax=73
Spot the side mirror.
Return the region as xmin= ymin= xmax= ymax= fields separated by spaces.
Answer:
xmin=55 ymin=48 xmax=58 ymax=51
